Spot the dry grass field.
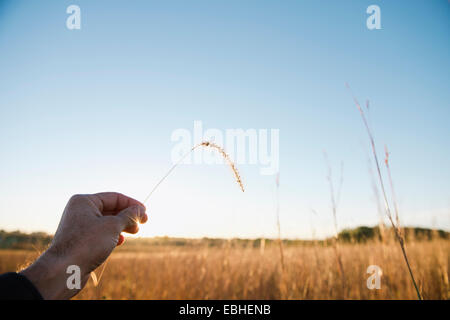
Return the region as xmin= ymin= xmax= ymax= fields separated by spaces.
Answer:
xmin=1 ymin=238 xmax=448 ymax=300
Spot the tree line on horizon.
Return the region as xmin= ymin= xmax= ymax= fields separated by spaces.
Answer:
xmin=0 ymin=226 xmax=448 ymax=251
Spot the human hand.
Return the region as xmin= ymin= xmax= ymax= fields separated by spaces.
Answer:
xmin=20 ymin=192 xmax=147 ymax=299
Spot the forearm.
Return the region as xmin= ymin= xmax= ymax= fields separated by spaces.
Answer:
xmin=19 ymin=249 xmax=82 ymax=300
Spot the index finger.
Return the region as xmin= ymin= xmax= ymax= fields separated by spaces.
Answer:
xmin=90 ymin=192 xmax=145 ymax=215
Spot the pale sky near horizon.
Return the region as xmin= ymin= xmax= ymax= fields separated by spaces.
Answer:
xmin=0 ymin=0 xmax=449 ymax=239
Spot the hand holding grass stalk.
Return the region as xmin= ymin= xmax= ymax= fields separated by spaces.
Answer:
xmin=20 ymin=192 xmax=147 ymax=299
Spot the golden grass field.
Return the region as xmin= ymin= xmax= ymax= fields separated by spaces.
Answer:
xmin=1 ymin=238 xmax=448 ymax=300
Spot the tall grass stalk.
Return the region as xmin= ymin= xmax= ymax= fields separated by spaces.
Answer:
xmin=275 ymin=173 xmax=285 ymax=270
xmin=347 ymin=83 xmax=422 ymax=300
xmin=91 ymin=141 xmax=244 ymax=287
xmin=323 ymin=152 xmax=346 ymax=297
xmin=368 ymin=161 xmax=387 ymax=244
xmin=143 ymin=141 xmax=244 ymax=204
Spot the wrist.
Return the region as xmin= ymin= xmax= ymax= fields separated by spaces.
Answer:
xmin=19 ymin=249 xmax=82 ymax=300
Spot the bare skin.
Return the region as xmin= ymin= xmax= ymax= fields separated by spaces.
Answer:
xmin=20 ymin=192 xmax=147 ymax=299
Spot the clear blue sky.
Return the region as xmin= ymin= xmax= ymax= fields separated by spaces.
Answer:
xmin=0 ymin=0 xmax=449 ymax=239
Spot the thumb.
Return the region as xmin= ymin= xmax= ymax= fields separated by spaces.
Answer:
xmin=115 ymin=204 xmax=147 ymax=234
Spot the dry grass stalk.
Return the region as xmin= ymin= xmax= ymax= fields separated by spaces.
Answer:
xmin=275 ymin=173 xmax=285 ymax=271
xmin=384 ymin=146 xmax=401 ymax=230
xmin=323 ymin=152 xmax=346 ymax=297
xmin=91 ymin=141 xmax=245 ymax=287
xmin=259 ymin=238 xmax=266 ymax=255
xmin=347 ymin=83 xmax=422 ymax=300
xmin=198 ymin=141 xmax=244 ymax=192
xmin=364 ymin=102 xmax=387 ymax=244
xmin=143 ymin=141 xmax=244 ymax=204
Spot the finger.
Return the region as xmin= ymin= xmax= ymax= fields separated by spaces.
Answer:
xmin=90 ymin=192 xmax=144 ymax=215
xmin=124 ymin=222 xmax=139 ymax=234
xmin=117 ymin=234 xmax=125 ymax=246
xmin=115 ymin=204 xmax=147 ymax=234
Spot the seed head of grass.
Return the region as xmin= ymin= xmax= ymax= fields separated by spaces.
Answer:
xmin=197 ymin=141 xmax=245 ymax=192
